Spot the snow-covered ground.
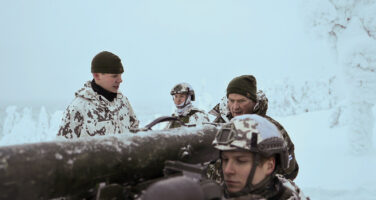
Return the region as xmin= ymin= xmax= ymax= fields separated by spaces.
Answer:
xmin=0 ymin=105 xmax=375 ymax=199
xmin=278 ymin=108 xmax=376 ymax=200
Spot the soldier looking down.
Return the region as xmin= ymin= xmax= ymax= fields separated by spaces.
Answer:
xmin=213 ymin=114 xmax=308 ymax=200
xmin=57 ymin=51 xmax=139 ymax=139
xmin=165 ymin=83 xmax=209 ymax=129
xmin=209 ymin=75 xmax=299 ymax=180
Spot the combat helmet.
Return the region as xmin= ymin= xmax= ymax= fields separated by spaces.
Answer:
xmin=170 ymin=83 xmax=195 ymax=101
xmin=212 ymin=114 xmax=289 ymax=197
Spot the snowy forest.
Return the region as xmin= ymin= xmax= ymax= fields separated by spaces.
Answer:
xmin=0 ymin=0 xmax=376 ymax=199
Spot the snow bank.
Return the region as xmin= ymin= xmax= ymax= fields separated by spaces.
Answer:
xmin=277 ymin=108 xmax=376 ymax=200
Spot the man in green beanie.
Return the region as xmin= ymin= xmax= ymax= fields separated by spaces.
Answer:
xmin=208 ymin=75 xmax=299 ymax=181
xmin=57 ymin=51 xmax=139 ymax=139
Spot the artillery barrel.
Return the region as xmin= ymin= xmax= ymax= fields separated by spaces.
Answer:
xmin=0 ymin=125 xmax=219 ymax=200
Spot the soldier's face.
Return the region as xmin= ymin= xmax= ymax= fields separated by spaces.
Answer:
xmin=93 ymin=73 xmax=123 ymax=93
xmin=221 ymin=151 xmax=274 ymax=193
xmin=228 ymin=94 xmax=256 ymax=117
xmin=173 ymin=93 xmax=188 ymax=106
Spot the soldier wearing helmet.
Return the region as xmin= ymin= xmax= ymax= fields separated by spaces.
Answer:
xmin=165 ymin=83 xmax=209 ymax=129
xmin=213 ymin=114 xmax=308 ymax=200
xmin=209 ymin=75 xmax=299 ymax=181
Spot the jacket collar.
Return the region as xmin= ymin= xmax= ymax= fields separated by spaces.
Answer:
xmin=91 ymin=79 xmax=117 ymax=102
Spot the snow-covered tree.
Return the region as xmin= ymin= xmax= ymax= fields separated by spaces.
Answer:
xmin=48 ymin=110 xmax=64 ymax=140
xmin=1 ymin=106 xmax=20 ymax=142
xmin=265 ymin=78 xmax=338 ymax=117
xmin=36 ymin=106 xmax=49 ymax=141
xmin=0 ymin=106 xmax=65 ymax=145
xmin=0 ymin=107 xmax=37 ymax=145
xmin=304 ymin=0 xmax=376 ymax=153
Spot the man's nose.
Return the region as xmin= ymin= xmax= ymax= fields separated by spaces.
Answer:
xmin=223 ymin=161 xmax=235 ymax=175
xmin=232 ymin=102 xmax=240 ymax=109
xmin=117 ymin=76 xmax=123 ymax=83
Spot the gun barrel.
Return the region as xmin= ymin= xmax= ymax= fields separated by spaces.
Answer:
xmin=0 ymin=125 xmax=218 ymax=200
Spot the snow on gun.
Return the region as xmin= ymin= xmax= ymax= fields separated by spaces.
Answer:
xmin=0 ymin=124 xmax=219 ymax=200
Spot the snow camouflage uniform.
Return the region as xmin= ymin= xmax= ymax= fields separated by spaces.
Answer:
xmin=223 ymin=175 xmax=307 ymax=200
xmin=212 ymin=115 xmax=308 ymax=200
xmin=165 ymin=105 xmax=210 ymax=129
xmin=208 ymin=91 xmax=299 ymax=181
xmin=57 ymin=81 xmax=139 ymax=139
xmin=165 ymin=83 xmax=209 ymax=129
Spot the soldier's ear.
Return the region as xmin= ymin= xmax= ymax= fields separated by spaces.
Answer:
xmin=93 ymin=73 xmax=100 ymax=80
xmin=265 ymin=157 xmax=275 ymax=175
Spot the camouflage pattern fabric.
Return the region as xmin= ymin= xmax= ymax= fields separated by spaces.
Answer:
xmin=206 ymin=159 xmax=222 ymax=184
xmin=165 ymin=106 xmax=210 ymax=129
xmin=57 ymin=81 xmax=139 ymax=139
xmin=209 ymin=96 xmax=231 ymax=123
xmin=224 ymin=175 xmax=309 ymax=200
xmin=274 ymin=174 xmax=309 ymax=200
xmin=208 ymin=90 xmax=299 ymax=180
xmin=212 ymin=115 xmax=287 ymax=155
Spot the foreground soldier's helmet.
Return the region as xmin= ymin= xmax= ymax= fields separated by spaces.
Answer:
xmin=170 ymin=83 xmax=195 ymax=101
xmin=213 ymin=114 xmax=289 ymax=169
xmin=212 ymin=114 xmax=289 ymax=197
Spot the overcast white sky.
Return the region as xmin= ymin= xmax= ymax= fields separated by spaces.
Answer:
xmin=0 ymin=0 xmax=337 ymax=113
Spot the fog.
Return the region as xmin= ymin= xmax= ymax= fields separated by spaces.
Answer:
xmin=0 ymin=0 xmax=336 ymax=113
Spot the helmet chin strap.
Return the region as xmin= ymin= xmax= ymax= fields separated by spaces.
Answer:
xmin=224 ymin=153 xmax=260 ymax=198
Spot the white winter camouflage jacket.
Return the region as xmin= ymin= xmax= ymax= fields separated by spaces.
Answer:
xmin=58 ymin=81 xmax=139 ymax=139
xmin=165 ymin=105 xmax=210 ymax=129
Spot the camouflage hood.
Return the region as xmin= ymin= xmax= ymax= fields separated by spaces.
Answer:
xmin=166 ymin=105 xmax=210 ymax=129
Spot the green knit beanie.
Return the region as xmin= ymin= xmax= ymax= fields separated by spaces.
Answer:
xmin=91 ymin=51 xmax=124 ymax=74
xmin=226 ymin=75 xmax=257 ymax=102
